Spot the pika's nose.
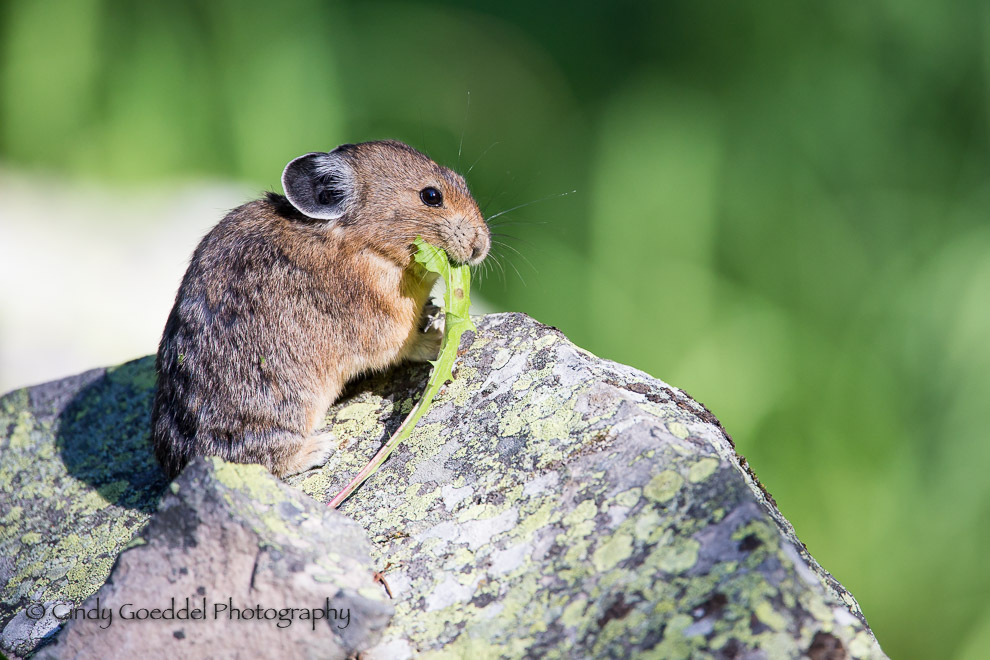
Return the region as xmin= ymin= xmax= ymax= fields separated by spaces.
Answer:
xmin=467 ymin=229 xmax=490 ymax=265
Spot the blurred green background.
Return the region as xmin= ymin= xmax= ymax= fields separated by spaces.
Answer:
xmin=2 ymin=1 xmax=989 ymax=656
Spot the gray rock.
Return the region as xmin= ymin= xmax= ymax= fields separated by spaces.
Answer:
xmin=0 ymin=312 xmax=887 ymax=658
xmin=1 ymin=360 xmax=165 ymax=657
xmin=33 ymin=457 xmax=392 ymax=659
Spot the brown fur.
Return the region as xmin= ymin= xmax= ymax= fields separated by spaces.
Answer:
xmin=151 ymin=141 xmax=489 ymax=478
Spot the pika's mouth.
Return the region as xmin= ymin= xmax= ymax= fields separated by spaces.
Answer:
xmin=415 ymin=226 xmax=489 ymax=268
xmin=448 ymin=250 xmax=486 ymax=268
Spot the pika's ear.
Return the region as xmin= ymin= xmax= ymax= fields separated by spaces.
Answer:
xmin=281 ymin=151 xmax=355 ymax=220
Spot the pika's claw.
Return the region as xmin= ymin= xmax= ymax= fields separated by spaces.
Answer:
xmin=421 ymin=301 xmax=446 ymax=335
xmin=406 ymin=302 xmax=444 ymax=362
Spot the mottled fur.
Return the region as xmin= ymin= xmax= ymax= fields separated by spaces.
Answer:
xmin=152 ymin=141 xmax=490 ymax=479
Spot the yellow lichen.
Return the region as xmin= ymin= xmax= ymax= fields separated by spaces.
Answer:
xmin=644 ymin=470 xmax=684 ymax=503
xmin=687 ymin=457 xmax=719 ymax=483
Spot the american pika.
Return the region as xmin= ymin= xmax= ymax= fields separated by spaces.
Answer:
xmin=151 ymin=140 xmax=490 ymax=479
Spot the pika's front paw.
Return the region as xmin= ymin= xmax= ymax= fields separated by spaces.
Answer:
xmin=405 ymin=302 xmax=445 ymax=362
xmin=420 ymin=302 xmax=446 ymax=335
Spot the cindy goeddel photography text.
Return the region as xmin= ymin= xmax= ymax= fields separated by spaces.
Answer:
xmin=24 ymin=597 xmax=351 ymax=631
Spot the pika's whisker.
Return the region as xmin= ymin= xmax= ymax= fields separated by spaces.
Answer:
xmin=493 ymin=240 xmax=537 ymax=274
xmin=466 ymin=141 xmax=500 ymax=176
xmin=505 ymin=256 xmax=525 ymax=286
xmin=488 ymin=217 xmax=548 ymax=229
xmin=491 ymin=231 xmax=541 ymax=251
xmin=486 ymin=190 xmax=576 ymax=224
xmin=457 ymin=91 xmax=470 ymax=171
xmin=488 ymin=252 xmax=507 ymax=286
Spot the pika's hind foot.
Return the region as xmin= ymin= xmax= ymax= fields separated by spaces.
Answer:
xmin=276 ymin=431 xmax=336 ymax=477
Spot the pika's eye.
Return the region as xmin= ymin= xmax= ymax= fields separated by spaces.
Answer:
xmin=420 ymin=187 xmax=443 ymax=207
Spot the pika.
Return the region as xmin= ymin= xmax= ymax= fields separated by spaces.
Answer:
xmin=151 ymin=140 xmax=490 ymax=479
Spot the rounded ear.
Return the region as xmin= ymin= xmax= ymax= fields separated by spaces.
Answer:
xmin=281 ymin=151 xmax=355 ymax=220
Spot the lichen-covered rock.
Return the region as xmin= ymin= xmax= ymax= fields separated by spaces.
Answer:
xmin=0 ymin=312 xmax=887 ymax=658
xmin=33 ymin=457 xmax=393 ymax=659
xmin=0 ymin=360 xmax=165 ymax=657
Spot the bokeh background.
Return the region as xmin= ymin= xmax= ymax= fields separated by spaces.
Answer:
xmin=2 ymin=1 xmax=988 ymax=656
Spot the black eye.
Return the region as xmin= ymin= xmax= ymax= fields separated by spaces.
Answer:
xmin=420 ymin=187 xmax=443 ymax=207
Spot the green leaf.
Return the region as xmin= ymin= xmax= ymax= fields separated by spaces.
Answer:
xmin=328 ymin=238 xmax=476 ymax=508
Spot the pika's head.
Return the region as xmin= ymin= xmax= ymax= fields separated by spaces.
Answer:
xmin=281 ymin=140 xmax=490 ymax=266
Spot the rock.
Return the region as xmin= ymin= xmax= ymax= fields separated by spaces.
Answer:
xmin=0 ymin=360 xmax=165 ymax=657
xmin=33 ymin=457 xmax=392 ymax=659
xmin=0 ymin=312 xmax=887 ymax=658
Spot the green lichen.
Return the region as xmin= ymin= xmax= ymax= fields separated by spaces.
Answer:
xmin=0 ymin=387 xmax=29 ymax=416
xmin=210 ymin=458 xmax=301 ymax=542
xmin=560 ymin=597 xmax=589 ymax=628
xmin=632 ymin=509 xmax=662 ymax=542
xmin=7 ymin=410 xmax=34 ymax=451
xmin=591 ymin=532 xmax=634 ymax=571
xmin=1 ymin=506 xmax=23 ymax=524
xmin=645 ymin=613 xmax=694 ymax=660
xmin=335 ymin=397 xmax=385 ymax=424
xmin=615 ymin=487 xmax=642 ymax=508
xmin=563 ymin=499 xmax=597 ymax=525
xmin=688 ymin=457 xmax=720 ymax=483
xmin=212 ymin=456 xmax=273 ymax=497
xmin=106 ymin=358 xmax=157 ymax=393
xmin=645 ymin=469 xmax=684 ymax=503
xmin=755 ymin=599 xmax=789 ymax=632
xmin=512 ymin=500 xmax=560 ymax=539
xmin=657 ymin=537 xmax=702 ymax=573
xmin=398 ymin=482 xmax=443 ymax=522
